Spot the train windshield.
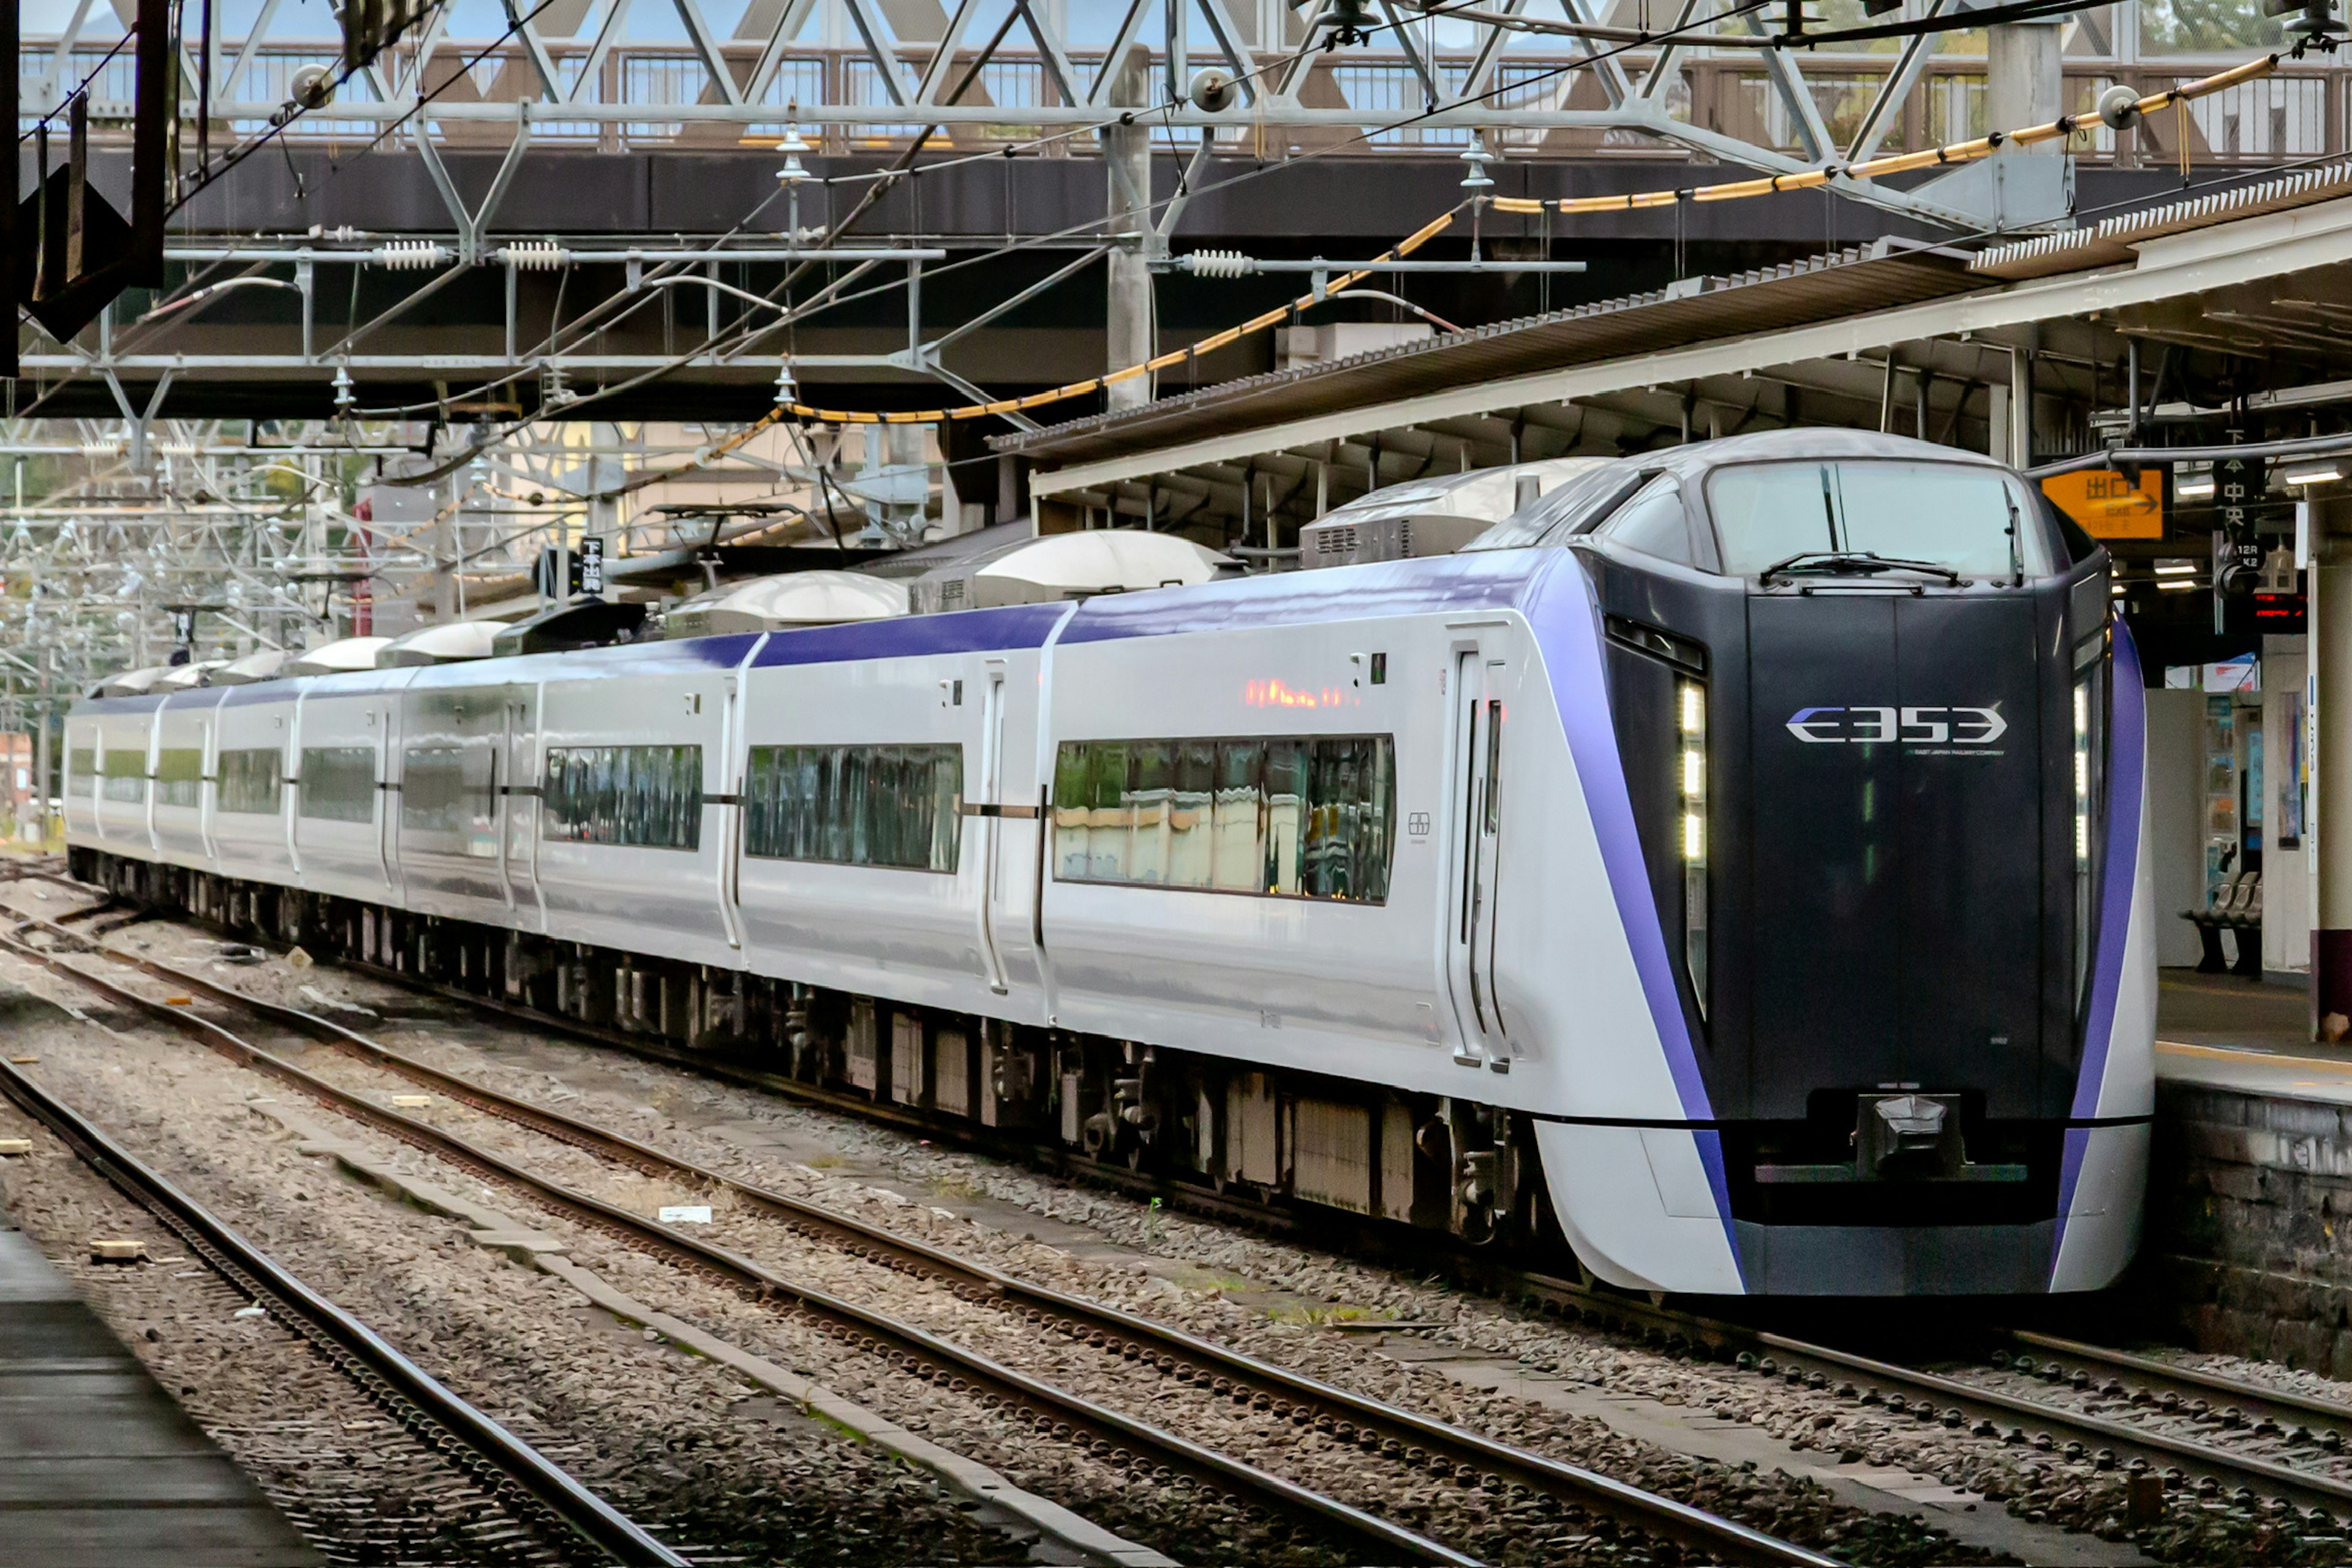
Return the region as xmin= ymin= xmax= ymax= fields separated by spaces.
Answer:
xmin=1707 ymin=459 xmax=2050 ymax=581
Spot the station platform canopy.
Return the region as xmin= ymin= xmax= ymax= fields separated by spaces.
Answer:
xmin=999 ymin=161 xmax=2352 ymax=565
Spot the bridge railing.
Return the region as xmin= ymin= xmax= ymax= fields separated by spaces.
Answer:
xmin=18 ymin=40 xmax=2348 ymax=166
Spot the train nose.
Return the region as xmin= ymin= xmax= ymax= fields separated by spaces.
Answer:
xmin=1743 ymin=587 xmax=2054 ymax=1118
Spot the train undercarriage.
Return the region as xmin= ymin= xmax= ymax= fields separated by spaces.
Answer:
xmin=74 ymin=848 xmax=1566 ymax=1258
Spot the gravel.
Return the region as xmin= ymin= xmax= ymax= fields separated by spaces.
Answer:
xmin=0 ymin=1093 xmax=582 ymax=1567
xmin=0 ymin=974 xmax=1058 ymax=1568
xmin=66 ymin=899 xmax=2349 ymax=1564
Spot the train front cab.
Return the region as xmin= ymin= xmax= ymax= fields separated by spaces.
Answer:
xmin=1535 ymin=431 xmax=2152 ymax=1297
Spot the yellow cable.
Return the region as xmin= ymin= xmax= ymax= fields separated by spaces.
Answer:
xmin=761 ymin=208 xmax=1463 ymax=428
xmin=697 ymin=50 xmax=2279 ymax=451
xmin=1493 ymin=52 xmax=2281 ymax=219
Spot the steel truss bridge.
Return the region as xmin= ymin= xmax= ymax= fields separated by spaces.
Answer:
xmin=13 ymin=0 xmax=2337 ymax=425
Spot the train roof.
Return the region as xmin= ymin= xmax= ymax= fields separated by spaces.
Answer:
xmin=70 ymin=548 xmax=1561 ymax=717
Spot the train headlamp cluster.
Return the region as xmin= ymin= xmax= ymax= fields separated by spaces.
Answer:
xmin=2073 ymin=683 xmax=2092 ymax=863
xmin=1678 ymin=678 xmax=1709 ymax=1014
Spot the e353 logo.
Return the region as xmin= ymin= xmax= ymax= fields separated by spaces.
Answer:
xmin=1785 ymin=706 xmax=2008 ymax=746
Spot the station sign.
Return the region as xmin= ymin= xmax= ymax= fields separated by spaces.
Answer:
xmin=2040 ymin=469 xmax=2163 ymax=538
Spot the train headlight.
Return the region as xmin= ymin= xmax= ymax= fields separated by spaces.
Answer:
xmin=1678 ymin=678 xmax=1708 ymax=1016
xmin=2072 ymin=673 xmax=2100 ymax=1008
xmin=2073 ymin=683 xmax=2090 ymax=860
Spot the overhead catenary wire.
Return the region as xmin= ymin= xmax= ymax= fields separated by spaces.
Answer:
xmin=360 ymin=0 xmax=1773 ymax=444
xmin=1493 ymin=53 xmax=2286 ymax=217
xmin=745 ymin=207 xmax=1460 ymax=432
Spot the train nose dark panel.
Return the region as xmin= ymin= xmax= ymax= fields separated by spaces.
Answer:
xmin=1745 ymin=592 xmax=2044 ymax=1117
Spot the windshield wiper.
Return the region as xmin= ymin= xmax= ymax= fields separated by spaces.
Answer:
xmin=1758 ymin=551 xmax=1966 ymax=586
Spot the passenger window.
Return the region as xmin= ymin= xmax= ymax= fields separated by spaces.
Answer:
xmin=101 ymin=749 xmax=147 ymax=803
xmin=1052 ymin=734 xmax=1393 ymax=903
xmin=402 ymin=746 xmax=498 ymax=854
xmin=743 ymin=744 xmax=960 ymax=872
xmin=154 ymin=748 xmax=204 ymax=809
xmin=67 ymin=748 xmax=94 ymax=800
xmin=217 ymin=749 xmax=284 ymax=815
xmin=543 ymin=745 xmax=702 ymax=850
xmin=1593 ymin=480 xmax=1694 ymax=565
xmin=299 ymin=747 xmax=377 ymax=822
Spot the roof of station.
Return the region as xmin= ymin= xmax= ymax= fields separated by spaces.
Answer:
xmin=993 ymin=239 xmax=1981 ymax=469
xmin=1003 ymin=160 xmax=2352 ymax=502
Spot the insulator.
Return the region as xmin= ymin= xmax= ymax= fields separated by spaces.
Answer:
xmin=81 ymin=440 xmax=123 ymax=459
xmin=374 ymin=240 xmax=451 ymax=270
xmin=500 ymin=241 xmax=572 ymax=271
xmin=1183 ymin=249 xmax=1256 ymax=279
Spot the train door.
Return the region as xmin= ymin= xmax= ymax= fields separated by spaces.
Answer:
xmin=198 ymin=713 xmax=218 ymax=863
xmin=500 ymin=687 xmax=542 ymax=927
xmin=974 ymin=659 xmax=1013 ymax=995
xmin=716 ymin=673 xmax=745 ymax=952
xmin=284 ymin=697 xmax=306 ymax=877
xmin=376 ymin=696 xmax=402 ymax=900
xmin=1445 ymin=636 xmax=1512 ymax=1065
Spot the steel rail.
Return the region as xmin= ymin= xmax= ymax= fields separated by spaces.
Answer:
xmin=0 ymin=929 xmax=1482 ymax=1568
xmin=1523 ymin=1275 xmax=2352 ymax=1521
xmin=2008 ymin=1329 xmax=2352 ymax=1444
xmin=32 ymin=919 xmax=1848 ymax=1568
xmin=0 ymin=1051 xmax=687 ymax=1567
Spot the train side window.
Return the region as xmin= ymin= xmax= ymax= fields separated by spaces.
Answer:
xmin=217 ymin=749 xmax=284 ymax=815
xmin=101 ymin=749 xmax=148 ymax=803
xmin=299 ymin=747 xmax=378 ymax=823
xmin=154 ymin=748 xmax=204 ymax=809
xmin=68 ymin=747 xmax=95 ymax=800
xmin=1169 ymin=741 xmax=1217 ymax=889
xmin=1591 ymin=480 xmax=1695 ymax=565
xmin=1304 ymin=736 xmax=1394 ymax=901
xmin=1052 ymin=734 xmax=1393 ymax=904
xmin=403 ymin=746 xmax=497 ymax=853
xmin=543 ymin=745 xmax=703 ymax=851
xmin=742 ymin=744 xmax=960 ymax=872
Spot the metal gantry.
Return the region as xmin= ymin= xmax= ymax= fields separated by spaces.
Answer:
xmin=0 ymin=414 xmax=963 ymax=731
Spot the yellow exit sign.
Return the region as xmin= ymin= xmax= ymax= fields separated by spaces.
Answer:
xmin=2041 ymin=469 xmax=2163 ymax=538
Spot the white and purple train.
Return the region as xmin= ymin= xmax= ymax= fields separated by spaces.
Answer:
xmin=65 ymin=431 xmax=2152 ymax=1297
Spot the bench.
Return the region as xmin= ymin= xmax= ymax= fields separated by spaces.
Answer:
xmin=2182 ymin=871 xmax=2263 ymax=977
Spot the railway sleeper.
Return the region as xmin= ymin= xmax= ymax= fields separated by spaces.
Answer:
xmin=77 ymin=849 xmax=1570 ymax=1257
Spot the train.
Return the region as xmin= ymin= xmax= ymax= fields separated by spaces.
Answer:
xmin=62 ymin=429 xmax=2151 ymax=1297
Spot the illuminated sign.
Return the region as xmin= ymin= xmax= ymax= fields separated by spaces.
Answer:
xmin=1786 ymin=706 xmax=2008 ymax=747
xmin=1243 ymin=678 xmax=1357 ymax=709
xmin=2041 ymin=469 xmax=2162 ymax=539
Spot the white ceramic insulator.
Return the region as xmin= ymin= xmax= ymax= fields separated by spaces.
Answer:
xmin=374 ymin=241 xmax=451 ymax=270
xmin=501 ymin=242 xmax=572 ymax=271
xmin=1185 ymin=250 xmax=1256 ymax=279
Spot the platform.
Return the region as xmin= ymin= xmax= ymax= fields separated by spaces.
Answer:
xmin=2144 ymin=968 xmax=2352 ymax=1372
xmin=0 ymin=1224 xmax=318 ymax=1566
xmin=2152 ymin=969 xmax=2352 ymax=1104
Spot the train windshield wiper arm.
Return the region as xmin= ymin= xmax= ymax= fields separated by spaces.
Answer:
xmin=1758 ymin=551 xmax=1966 ymax=586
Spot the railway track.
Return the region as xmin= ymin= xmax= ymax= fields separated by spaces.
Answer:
xmin=1517 ymin=1273 xmax=2352 ymax=1529
xmin=4 ymin=910 xmax=1849 ymax=1568
xmin=0 ymin=1046 xmax=686 ymax=1568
